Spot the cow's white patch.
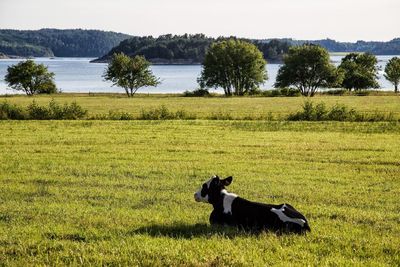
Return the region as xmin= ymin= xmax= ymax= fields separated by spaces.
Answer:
xmin=194 ymin=177 xmax=214 ymax=203
xmin=194 ymin=193 xmax=209 ymax=203
xmin=271 ymin=204 xmax=306 ymax=227
xmin=221 ymin=189 xmax=238 ymax=214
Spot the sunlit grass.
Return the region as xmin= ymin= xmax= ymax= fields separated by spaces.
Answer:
xmin=0 ymin=120 xmax=399 ymax=265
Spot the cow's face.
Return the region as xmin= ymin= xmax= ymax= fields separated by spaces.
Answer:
xmin=194 ymin=175 xmax=233 ymax=204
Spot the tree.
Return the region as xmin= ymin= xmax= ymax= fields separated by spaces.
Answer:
xmin=338 ymin=53 xmax=379 ymax=91
xmin=198 ymin=39 xmax=267 ymax=96
xmin=103 ymin=53 xmax=160 ymax=97
xmin=274 ymin=44 xmax=340 ymax=97
xmin=384 ymin=57 xmax=400 ymax=93
xmin=5 ymin=60 xmax=57 ymax=95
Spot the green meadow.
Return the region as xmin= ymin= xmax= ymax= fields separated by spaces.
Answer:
xmin=0 ymin=95 xmax=400 ymax=265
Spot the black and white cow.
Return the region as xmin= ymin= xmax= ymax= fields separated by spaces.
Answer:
xmin=194 ymin=175 xmax=311 ymax=234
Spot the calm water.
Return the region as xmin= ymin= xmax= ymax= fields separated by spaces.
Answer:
xmin=0 ymin=55 xmax=398 ymax=94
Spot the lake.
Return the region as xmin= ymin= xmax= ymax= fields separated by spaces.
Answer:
xmin=0 ymin=55 xmax=398 ymax=95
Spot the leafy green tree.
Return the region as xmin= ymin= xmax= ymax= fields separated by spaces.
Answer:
xmin=198 ymin=39 xmax=267 ymax=96
xmin=338 ymin=53 xmax=379 ymax=91
xmin=5 ymin=60 xmax=57 ymax=95
xmin=103 ymin=53 xmax=160 ymax=97
xmin=274 ymin=44 xmax=340 ymax=97
xmin=384 ymin=57 xmax=400 ymax=93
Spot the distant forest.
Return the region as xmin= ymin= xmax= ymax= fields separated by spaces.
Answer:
xmin=0 ymin=29 xmax=399 ymax=62
xmin=93 ymin=34 xmax=290 ymax=63
xmin=0 ymin=29 xmax=131 ymax=57
xmin=92 ymin=35 xmax=400 ymax=64
xmin=285 ymin=38 xmax=400 ymax=55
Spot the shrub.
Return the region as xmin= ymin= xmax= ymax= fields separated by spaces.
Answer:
xmin=175 ymin=109 xmax=196 ymax=120
xmin=27 ymin=101 xmax=50 ymax=119
xmin=358 ymin=111 xmax=396 ymax=122
xmin=183 ymin=89 xmax=210 ymax=97
xmin=107 ymin=111 xmax=134 ymax=120
xmin=288 ymin=101 xmax=357 ymax=121
xmin=139 ymin=105 xmax=195 ymax=120
xmin=288 ymin=101 xmax=317 ymax=120
xmin=321 ymin=89 xmax=348 ymax=96
xmin=27 ymin=100 xmax=87 ymax=120
xmin=60 ymin=101 xmax=87 ymax=119
xmin=288 ymin=101 xmax=397 ymax=122
xmin=261 ymin=112 xmax=275 ymax=121
xmin=262 ymin=89 xmax=281 ymax=97
xmin=1 ymin=100 xmax=87 ymax=120
xmin=315 ymin=102 xmax=328 ymax=120
xmin=246 ymin=87 xmax=263 ymax=96
xmin=207 ymin=111 xmax=233 ymax=120
xmin=88 ymin=111 xmax=134 ymax=120
xmin=280 ymin=88 xmax=302 ymax=97
xmin=327 ymin=104 xmax=358 ymax=121
xmin=354 ymin=90 xmax=371 ymax=96
xmin=151 ymin=105 xmax=173 ymax=119
xmin=262 ymin=88 xmax=301 ymax=97
xmin=0 ymin=101 xmax=26 ymax=119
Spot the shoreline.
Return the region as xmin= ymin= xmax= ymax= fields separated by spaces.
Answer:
xmin=1 ymin=90 xmax=399 ymax=98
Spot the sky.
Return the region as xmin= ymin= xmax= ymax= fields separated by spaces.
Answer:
xmin=0 ymin=0 xmax=399 ymax=42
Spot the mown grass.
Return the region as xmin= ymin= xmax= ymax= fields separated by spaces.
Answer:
xmin=0 ymin=120 xmax=399 ymax=265
xmin=1 ymin=93 xmax=399 ymax=119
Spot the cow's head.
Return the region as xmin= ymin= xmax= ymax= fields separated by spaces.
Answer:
xmin=194 ymin=175 xmax=233 ymax=204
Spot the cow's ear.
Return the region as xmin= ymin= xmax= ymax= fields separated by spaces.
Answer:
xmin=222 ymin=176 xmax=233 ymax=186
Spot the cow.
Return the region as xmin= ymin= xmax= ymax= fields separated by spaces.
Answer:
xmin=194 ymin=175 xmax=311 ymax=234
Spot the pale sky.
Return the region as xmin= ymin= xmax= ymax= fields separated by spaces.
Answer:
xmin=0 ymin=0 xmax=399 ymax=42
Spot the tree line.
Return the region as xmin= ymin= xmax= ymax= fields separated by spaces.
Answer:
xmin=286 ymin=38 xmax=400 ymax=55
xmin=94 ymin=35 xmax=400 ymax=63
xmin=199 ymin=41 xmax=400 ymax=96
xmin=2 ymin=29 xmax=399 ymax=59
xmin=93 ymin=34 xmax=290 ymax=63
xmin=4 ymin=41 xmax=400 ymax=97
xmin=0 ymin=29 xmax=131 ymax=57
xmin=274 ymin=45 xmax=400 ymax=96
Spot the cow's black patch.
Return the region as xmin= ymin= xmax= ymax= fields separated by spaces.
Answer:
xmin=201 ymin=183 xmax=208 ymax=197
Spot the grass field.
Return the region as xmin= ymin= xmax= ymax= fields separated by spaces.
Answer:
xmin=0 ymin=95 xmax=399 ymax=265
xmin=1 ymin=93 xmax=400 ymax=119
xmin=0 ymin=119 xmax=399 ymax=265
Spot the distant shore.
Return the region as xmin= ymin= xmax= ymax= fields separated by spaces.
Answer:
xmin=90 ymin=57 xmax=284 ymax=64
xmin=0 ymin=53 xmax=26 ymax=60
xmin=90 ymin=57 xmax=202 ymax=64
